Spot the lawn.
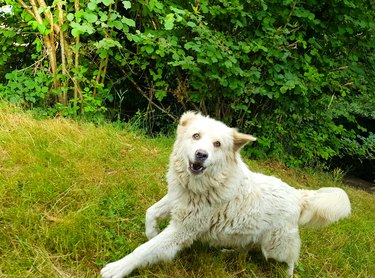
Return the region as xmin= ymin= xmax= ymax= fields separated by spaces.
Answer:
xmin=0 ymin=105 xmax=374 ymax=277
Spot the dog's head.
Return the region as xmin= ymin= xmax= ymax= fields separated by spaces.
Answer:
xmin=174 ymin=111 xmax=256 ymax=176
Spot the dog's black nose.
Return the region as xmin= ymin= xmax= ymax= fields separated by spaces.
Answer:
xmin=195 ymin=149 xmax=208 ymax=161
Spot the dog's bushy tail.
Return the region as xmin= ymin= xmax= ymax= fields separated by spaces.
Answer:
xmin=298 ymin=187 xmax=351 ymax=228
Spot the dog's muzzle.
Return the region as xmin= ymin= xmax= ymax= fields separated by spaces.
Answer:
xmin=189 ymin=149 xmax=208 ymax=175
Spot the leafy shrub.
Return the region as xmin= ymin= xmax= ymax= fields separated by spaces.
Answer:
xmin=0 ymin=69 xmax=51 ymax=107
xmin=1 ymin=0 xmax=374 ymax=171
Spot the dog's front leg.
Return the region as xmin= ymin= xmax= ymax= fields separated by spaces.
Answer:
xmin=101 ymin=224 xmax=193 ymax=278
xmin=145 ymin=194 xmax=172 ymax=239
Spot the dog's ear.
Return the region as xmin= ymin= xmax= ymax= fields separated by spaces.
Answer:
xmin=179 ymin=111 xmax=199 ymax=127
xmin=233 ymin=130 xmax=256 ymax=152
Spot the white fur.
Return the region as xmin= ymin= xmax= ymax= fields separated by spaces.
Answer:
xmin=101 ymin=112 xmax=351 ymax=278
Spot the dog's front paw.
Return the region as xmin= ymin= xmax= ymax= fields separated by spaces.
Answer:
xmin=100 ymin=258 xmax=133 ymax=278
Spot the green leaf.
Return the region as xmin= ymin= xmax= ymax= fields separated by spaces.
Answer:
xmin=33 ymin=38 xmax=43 ymax=52
xmin=95 ymin=38 xmax=122 ymax=50
xmin=224 ymin=60 xmax=232 ymax=68
xmin=37 ymin=23 xmax=48 ymax=35
xmin=122 ymin=17 xmax=135 ymax=27
xmin=112 ymin=20 xmax=123 ymax=30
xmin=122 ymin=0 xmax=131 ymax=9
xmin=280 ymin=86 xmax=288 ymax=94
xmin=143 ymin=45 xmax=154 ymax=54
xmin=67 ymin=13 xmax=74 ymax=21
xmin=71 ymin=28 xmax=81 ymax=37
xmin=84 ymin=13 xmax=98 ymax=23
xmin=155 ymin=49 xmax=165 ymax=57
xmin=155 ymin=90 xmax=167 ymax=102
xmin=99 ymin=12 xmax=108 ymax=21
xmin=164 ymin=21 xmax=174 ymax=30
xmin=154 ymin=0 xmax=164 ymax=10
xmin=102 ymin=0 xmax=114 ymax=6
xmin=164 ymin=14 xmax=175 ymax=30
xmin=87 ymin=2 xmax=97 ymax=10
xmin=186 ymin=21 xmax=196 ymax=28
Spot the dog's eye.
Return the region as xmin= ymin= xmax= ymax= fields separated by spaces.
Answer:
xmin=213 ymin=141 xmax=221 ymax=148
xmin=192 ymin=133 xmax=200 ymax=140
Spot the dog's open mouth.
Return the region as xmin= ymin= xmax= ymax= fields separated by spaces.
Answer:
xmin=189 ymin=161 xmax=206 ymax=175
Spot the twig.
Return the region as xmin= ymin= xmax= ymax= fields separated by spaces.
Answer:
xmin=127 ymin=77 xmax=177 ymax=121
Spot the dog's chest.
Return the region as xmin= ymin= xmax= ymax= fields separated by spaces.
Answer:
xmin=172 ymin=193 xmax=265 ymax=248
xmin=202 ymin=201 xmax=265 ymax=245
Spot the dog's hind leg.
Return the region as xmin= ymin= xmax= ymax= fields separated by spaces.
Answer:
xmin=145 ymin=194 xmax=172 ymax=239
xmin=261 ymin=226 xmax=300 ymax=276
xmin=101 ymin=224 xmax=194 ymax=278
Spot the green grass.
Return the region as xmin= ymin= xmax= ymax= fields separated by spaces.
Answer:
xmin=0 ymin=105 xmax=374 ymax=277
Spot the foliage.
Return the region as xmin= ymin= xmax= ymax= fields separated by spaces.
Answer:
xmin=1 ymin=0 xmax=135 ymax=116
xmin=1 ymin=69 xmax=51 ymax=106
xmin=0 ymin=107 xmax=374 ymax=277
xmin=0 ymin=0 xmax=374 ymax=169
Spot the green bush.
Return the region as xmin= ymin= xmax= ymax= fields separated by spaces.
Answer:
xmin=0 ymin=69 xmax=51 ymax=107
xmin=1 ymin=0 xmax=374 ymax=169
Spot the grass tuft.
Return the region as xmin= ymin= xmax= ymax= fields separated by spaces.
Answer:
xmin=0 ymin=105 xmax=374 ymax=277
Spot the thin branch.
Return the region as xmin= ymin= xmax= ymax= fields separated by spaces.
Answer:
xmin=127 ymin=77 xmax=177 ymax=122
xmin=29 ymin=0 xmax=43 ymax=24
xmin=37 ymin=0 xmax=61 ymax=33
xmin=73 ymin=0 xmax=83 ymax=113
xmin=93 ymin=58 xmax=103 ymax=98
xmin=101 ymin=55 xmax=109 ymax=84
xmin=16 ymin=0 xmax=35 ymax=17
xmin=57 ymin=0 xmax=67 ymax=105
xmin=30 ymin=0 xmax=58 ymax=91
xmin=284 ymin=0 xmax=299 ymax=28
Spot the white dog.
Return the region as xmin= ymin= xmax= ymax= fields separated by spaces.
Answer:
xmin=101 ymin=112 xmax=351 ymax=277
